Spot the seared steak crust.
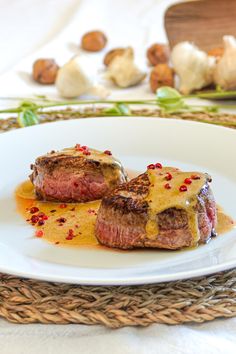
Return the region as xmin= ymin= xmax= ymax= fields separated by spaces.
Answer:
xmin=30 ymin=148 xmax=127 ymax=202
xmin=95 ymin=172 xmax=217 ymax=250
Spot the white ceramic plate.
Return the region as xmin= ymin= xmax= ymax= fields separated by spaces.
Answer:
xmin=0 ymin=117 xmax=236 ymax=285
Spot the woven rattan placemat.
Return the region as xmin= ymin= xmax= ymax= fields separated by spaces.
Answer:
xmin=0 ymin=108 xmax=236 ymax=328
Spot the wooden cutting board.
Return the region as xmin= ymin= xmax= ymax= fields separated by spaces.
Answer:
xmin=165 ymin=0 xmax=236 ymax=51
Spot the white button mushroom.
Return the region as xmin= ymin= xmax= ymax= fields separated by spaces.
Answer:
xmin=105 ymin=47 xmax=146 ymax=88
xmin=56 ymin=56 xmax=109 ymax=99
xmin=171 ymin=42 xmax=216 ymax=94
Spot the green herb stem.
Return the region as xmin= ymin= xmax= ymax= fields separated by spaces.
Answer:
xmin=0 ymin=108 xmax=21 ymax=113
xmin=0 ymin=86 xmax=236 ymax=127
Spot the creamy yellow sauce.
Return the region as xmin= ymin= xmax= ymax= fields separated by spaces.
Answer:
xmin=16 ymin=180 xmax=100 ymax=247
xmin=145 ymin=167 xmax=234 ymax=246
xmin=216 ymin=205 xmax=235 ymax=234
xmin=15 ymin=177 xmax=235 ymax=249
xmin=15 ymin=167 xmax=137 ymax=249
xmin=61 ymin=146 xmax=115 ymax=164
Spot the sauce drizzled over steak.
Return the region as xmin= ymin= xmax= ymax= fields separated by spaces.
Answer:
xmin=30 ymin=145 xmax=127 ymax=202
xmin=95 ymin=166 xmax=217 ymax=250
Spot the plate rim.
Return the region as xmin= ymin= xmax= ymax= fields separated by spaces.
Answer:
xmin=2 ymin=115 xmax=236 ymax=137
xmin=0 ymin=257 xmax=236 ymax=285
xmin=1 ymin=116 xmax=236 ymax=285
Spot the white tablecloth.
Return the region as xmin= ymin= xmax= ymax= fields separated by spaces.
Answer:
xmin=0 ymin=0 xmax=236 ymax=353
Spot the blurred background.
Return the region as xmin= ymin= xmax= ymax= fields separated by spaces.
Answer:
xmin=0 ymin=0 xmax=174 ymax=74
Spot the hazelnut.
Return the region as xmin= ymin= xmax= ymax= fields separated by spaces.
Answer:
xmin=207 ymin=47 xmax=224 ymax=59
xmin=104 ymin=48 xmax=127 ymax=66
xmin=149 ymin=64 xmax=174 ymax=93
xmin=147 ymin=43 xmax=170 ymax=66
xmin=81 ymin=30 xmax=107 ymax=52
xmin=32 ymin=59 xmax=59 ymax=84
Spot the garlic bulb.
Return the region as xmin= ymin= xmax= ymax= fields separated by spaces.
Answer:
xmin=214 ymin=36 xmax=236 ymax=90
xmin=171 ymin=42 xmax=216 ymax=94
xmin=106 ymin=47 xmax=146 ymax=88
xmin=56 ymin=56 xmax=109 ymax=99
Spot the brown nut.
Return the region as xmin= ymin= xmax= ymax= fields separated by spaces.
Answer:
xmin=207 ymin=47 xmax=224 ymax=59
xmin=147 ymin=43 xmax=170 ymax=66
xmin=32 ymin=59 xmax=59 ymax=84
xmin=103 ymin=48 xmax=127 ymax=66
xmin=149 ymin=64 xmax=174 ymax=93
xmin=81 ymin=30 xmax=107 ymax=52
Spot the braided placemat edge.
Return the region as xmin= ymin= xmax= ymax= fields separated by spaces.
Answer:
xmin=0 ymin=271 xmax=236 ymax=328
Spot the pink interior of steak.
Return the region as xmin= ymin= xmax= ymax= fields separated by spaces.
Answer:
xmin=34 ymin=170 xmax=108 ymax=202
xmin=195 ymin=185 xmax=217 ymax=243
xmin=30 ymin=148 xmax=128 ymax=203
xmin=95 ymin=198 xmax=216 ymax=249
xmin=95 ymin=173 xmax=217 ymax=250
